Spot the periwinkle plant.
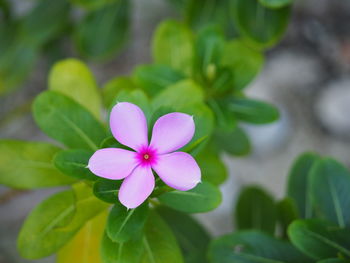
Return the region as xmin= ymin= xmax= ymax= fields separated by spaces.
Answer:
xmin=0 ymin=0 xmax=329 ymax=262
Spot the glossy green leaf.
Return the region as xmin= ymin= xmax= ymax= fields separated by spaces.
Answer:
xmin=101 ymin=232 xmax=144 ymax=263
xmin=106 ymin=202 xmax=149 ymax=243
xmin=133 ymin=64 xmax=185 ymax=96
xmin=102 ymin=76 xmax=137 ymax=109
xmin=208 ymin=98 xmax=237 ymax=131
xmin=209 ymin=230 xmax=310 ymax=263
xmin=18 ymin=0 xmax=69 ymax=47
xmin=235 ymin=186 xmax=277 ymax=234
xmin=57 ymin=211 xmax=107 ymax=263
xmin=152 ymin=20 xmax=194 ymax=75
xmin=288 ymin=219 xmax=350 ymax=260
xmin=277 ymin=197 xmax=299 ymax=238
xmin=75 ymin=0 xmax=130 ymax=60
xmin=18 ymin=190 xmax=76 ymax=259
xmin=140 ymin=211 xmax=184 ymax=263
xmin=93 ymin=179 xmax=121 ymax=203
xmin=152 ymin=79 xmax=204 ymax=110
xmin=184 ymin=0 xmax=232 ymax=32
xmin=287 ymin=152 xmax=320 ymax=218
xmin=157 ymin=206 xmax=211 ymax=263
xmin=54 ymin=149 xmax=98 ymax=181
xmin=18 ymin=183 xmax=107 ymax=259
xmin=310 ymin=158 xmax=350 ymax=228
xmin=49 ymin=58 xmax=102 ymax=119
xmin=258 ymin=0 xmax=292 ymax=9
xmin=221 ymin=40 xmax=264 ymax=90
xmin=60 ymin=182 xmax=109 ymax=232
xmin=194 ymin=25 xmax=224 ymax=83
xmin=159 ymin=182 xmax=222 ymax=213
xmin=228 ymin=98 xmax=279 ymax=124
xmin=0 ymin=140 xmax=75 ymax=189
xmin=33 ymin=91 xmax=106 ymax=150
xmin=196 ymin=145 xmax=227 ymax=186
xmin=214 ymin=126 xmax=251 ymax=156
xmin=231 ymin=0 xmax=291 ymax=48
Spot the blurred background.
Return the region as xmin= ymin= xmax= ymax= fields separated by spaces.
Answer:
xmin=1 ymin=0 xmax=350 ymax=262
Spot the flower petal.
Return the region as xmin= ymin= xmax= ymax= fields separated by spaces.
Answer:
xmin=118 ymin=166 xmax=155 ymax=209
xmin=152 ymin=152 xmax=201 ymax=191
xmin=88 ymin=148 xmax=137 ymax=180
xmin=110 ymin=102 xmax=148 ymax=151
xmin=150 ymin=112 xmax=195 ymax=154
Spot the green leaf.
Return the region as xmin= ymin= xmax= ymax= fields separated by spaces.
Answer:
xmin=102 ymin=76 xmax=137 ymax=109
xmin=209 ymin=230 xmax=310 ymax=263
xmin=74 ymin=0 xmax=130 ymax=60
xmin=54 ymin=149 xmax=98 ymax=181
xmin=33 ymin=91 xmax=106 ymax=150
xmin=277 ymin=197 xmax=299 ymax=238
xmin=140 ymin=211 xmax=184 ymax=263
xmin=287 ymin=152 xmax=320 ymax=218
xmin=18 ymin=0 xmax=70 ymax=47
xmin=157 ymin=206 xmax=211 ymax=263
xmin=158 ymin=182 xmax=222 ymax=213
xmin=194 ymin=25 xmax=224 ymax=83
xmin=221 ymin=40 xmax=264 ymax=90
xmin=93 ymin=179 xmax=121 ymax=203
xmin=208 ymin=98 xmax=237 ymax=131
xmin=57 ymin=211 xmax=107 ymax=263
xmin=0 ymin=140 xmax=75 ymax=189
xmin=18 ymin=183 xmax=107 ymax=259
xmin=49 ymin=58 xmax=102 ymax=120
xmin=288 ymin=219 xmax=350 ymax=260
xmin=184 ymin=0 xmax=232 ymax=32
xmin=235 ymin=186 xmax=277 ymax=234
xmin=228 ymin=98 xmax=279 ymax=124
xmin=133 ymin=64 xmax=185 ymax=96
xmin=0 ymin=43 xmax=38 ymax=94
xmin=310 ymin=158 xmax=350 ymax=228
xmin=214 ymin=126 xmax=251 ymax=156
xmin=59 ymin=182 xmax=109 ymax=232
xmin=70 ymin=0 xmax=119 ymax=10
xmin=152 ymin=79 xmax=204 ymax=110
xmin=106 ymin=202 xmax=149 ymax=243
xmin=101 ymin=232 xmax=144 ymax=263
xmin=196 ymin=144 xmax=227 ymax=186
xmin=231 ymin=0 xmax=291 ymax=48
xmin=152 ymin=19 xmax=194 ymax=75
xmin=18 ymin=190 xmax=76 ymax=259
xmin=317 ymin=259 xmax=350 ymax=263
xmin=258 ymin=0 xmax=292 ymax=9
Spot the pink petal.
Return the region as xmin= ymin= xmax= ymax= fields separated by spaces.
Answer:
xmin=118 ymin=165 xmax=155 ymax=209
xmin=110 ymin=102 xmax=148 ymax=151
xmin=150 ymin=113 xmax=195 ymax=154
xmin=88 ymin=148 xmax=137 ymax=180
xmin=152 ymin=152 xmax=201 ymax=191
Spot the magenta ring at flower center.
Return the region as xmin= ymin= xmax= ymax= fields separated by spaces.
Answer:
xmin=136 ymin=146 xmax=158 ymax=167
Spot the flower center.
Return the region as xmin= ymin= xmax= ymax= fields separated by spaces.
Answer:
xmin=137 ymin=146 xmax=158 ymax=167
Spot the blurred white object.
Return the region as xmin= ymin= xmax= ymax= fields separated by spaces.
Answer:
xmin=316 ymin=78 xmax=350 ymax=138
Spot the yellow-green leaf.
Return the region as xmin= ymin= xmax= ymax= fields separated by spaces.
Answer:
xmin=57 ymin=211 xmax=108 ymax=263
xmin=49 ymin=58 xmax=102 ymax=120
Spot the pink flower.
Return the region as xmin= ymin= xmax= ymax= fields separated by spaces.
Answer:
xmin=88 ymin=102 xmax=201 ymax=208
